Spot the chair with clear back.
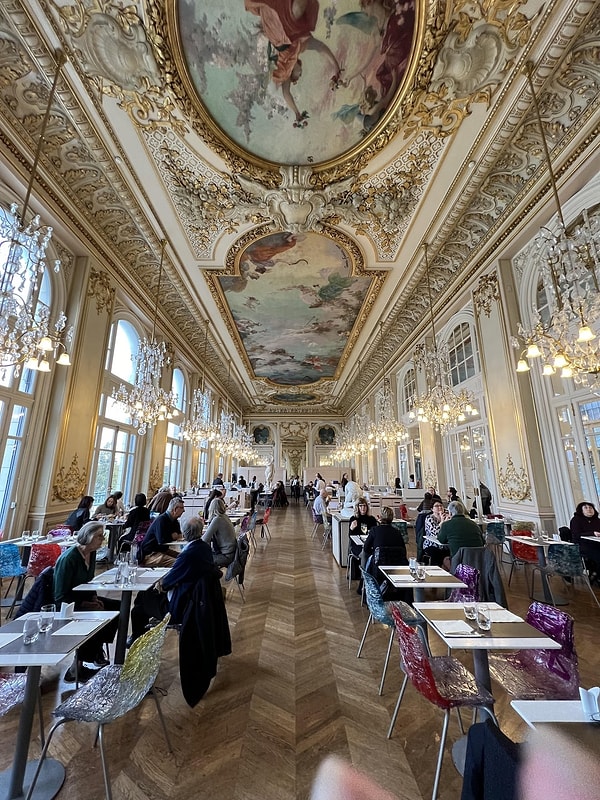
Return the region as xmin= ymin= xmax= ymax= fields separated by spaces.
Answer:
xmin=530 ymin=542 xmax=600 ymax=609
xmin=25 ymin=615 xmax=173 ymax=800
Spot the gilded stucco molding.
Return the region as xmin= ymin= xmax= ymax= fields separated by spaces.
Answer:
xmin=473 ymin=272 xmax=499 ymax=318
xmin=87 ymin=267 xmax=114 ymax=314
xmin=52 ymin=453 xmax=87 ymax=502
xmin=424 ymin=466 xmax=437 ymax=491
xmin=149 ymin=463 xmax=162 ymax=496
xmin=279 ymin=420 xmax=309 ymax=439
xmin=498 ymin=454 xmax=532 ymax=502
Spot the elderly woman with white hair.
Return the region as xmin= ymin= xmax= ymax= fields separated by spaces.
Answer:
xmin=53 ymin=520 xmax=120 ymax=682
xmin=202 ymin=499 xmax=237 ymax=567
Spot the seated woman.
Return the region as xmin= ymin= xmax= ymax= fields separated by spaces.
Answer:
xmin=570 ymin=501 xmax=600 ymax=584
xmin=272 ymin=480 xmax=289 ymax=507
xmin=349 ymin=497 xmax=378 ymax=538
xmin=93 ymin=495 xmax=117 ymax=519
xmin=64 ymin=495 xmax=94 ymax=531
xmin=201 ymin=498 xmax=237 ymax=567
xmin=361 ymin=506 xmax=408 ymax=571
xmin=148 ymin=486 xmax=173 ymax=515
xmin=123 ymin=492 xmax=150 ymax=540
xmin=53 ymin=521 xmax=120 ymax=682
xmin=423 ymin=501 xmax=452 ymax=567
xmin=204 ymin=488 xmax=224 ymax=521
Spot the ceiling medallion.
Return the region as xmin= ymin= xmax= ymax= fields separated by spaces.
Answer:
xmin=165 ymin=0 xmax=424 ymax=169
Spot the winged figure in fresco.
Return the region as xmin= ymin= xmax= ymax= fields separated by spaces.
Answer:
xmin=244 ymin=0 xmax=344 ymax=126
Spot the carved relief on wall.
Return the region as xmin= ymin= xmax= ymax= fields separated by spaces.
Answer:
xmin=473 ymin=272 xmax=499 ymax=318
xmin=52 ymin=454 xmax=87 ymax=502
xmin=279 ymin=420 xmax=309 ymax=439
xmin=498 ymin=454 xmax=532 ymax=502
xmin=149 ymin=463 xmax=162 ymax=497
xmin=88 ymin=268 xmax=115 ymax=314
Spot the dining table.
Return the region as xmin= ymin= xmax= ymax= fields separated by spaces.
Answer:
xmin=505 ymin=534 xmax=574 ymax=604
xmin=73 ymin=567 xmax=169 ymax=664
xmin=511 ymin=699 xmax=600 ymax=756
xmin=0 ymin=610 xmax=118 ymax=800
xmin=378 ymin=565 xmax=467 ymax=603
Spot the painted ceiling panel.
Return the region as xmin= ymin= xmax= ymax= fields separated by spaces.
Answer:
xmin=218 ymin=231 xmax=373 ymax=385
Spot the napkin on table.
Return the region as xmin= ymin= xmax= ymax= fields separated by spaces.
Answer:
xmin=52 ymin=619 xmax=101 ymax=636
xmin=579 ymin=686 xmax=600 ymax=717
xmin=58 ymin=602 xmax=74 ymax=619
xmin=434 ymin=620 xmax=481 ymax=636
xmin=488 ymin=609 xmax=522 ymax=623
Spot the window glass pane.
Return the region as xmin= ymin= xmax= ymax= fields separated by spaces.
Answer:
xmin=0 ymin=404 xmax=27 ymax=530
xmin=448 ymin=323 xmax=477 ymax=386
xmin=104 ymin=395 xmax=132 ymax=423
xmin=109 ymin=320 xmax=138 ymax=383
xmin=402 ymin=369 xmax=416 ymax=415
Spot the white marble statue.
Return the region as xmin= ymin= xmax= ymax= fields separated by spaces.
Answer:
xmin=341 ymin=480 xmax=361 ymax=516
xmin=264 ymin=458 xmax=274 ymax=489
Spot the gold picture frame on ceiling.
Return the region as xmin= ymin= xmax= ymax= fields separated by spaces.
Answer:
xmin=164 ymin=0 xmax=427 ymax=176
xmin=204 ymin=225 xmax=385 ymax=389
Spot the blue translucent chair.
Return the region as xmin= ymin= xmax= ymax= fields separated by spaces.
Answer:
xmin=25 ymin=615 xmax=173 ymax=800
xmin=485 ymin=521 xmax=507 ymax=571
xmin=357 ymin=569 xmax=421 ymax=696
xmin=0 ymin=543 xmax=27 ymax=598
xmin=530 ymin=543 xmax=600 ymax=609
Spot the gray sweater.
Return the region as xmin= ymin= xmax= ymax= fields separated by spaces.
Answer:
xmin=202 ymin=513 xmax=236 ymax=560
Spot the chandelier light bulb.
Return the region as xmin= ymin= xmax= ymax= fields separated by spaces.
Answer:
xmin=526 ymin=343 xmax=542 ymax=358
xmin=553 ymin=354 xmax=568 ymax=369
xmin=38 ymin=357 xmax=51 ymax=373
xmin=560 ymin=366 xmax=573 ymax=378
xmin=516 ymin=359 xmax=530 ymax=372
xmin=577 ymin=325 xmax=595 ymax=343
xmin=542 ymin=363 xmax=555 ymax=376
xmin=56 ymin=352 xmax=71 ymax=366
xmin=24 ymin=356 xmax=39 ymax=371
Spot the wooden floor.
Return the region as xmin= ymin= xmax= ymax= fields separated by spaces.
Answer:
xmin=1 ymin=505 xmax=598 ymax=799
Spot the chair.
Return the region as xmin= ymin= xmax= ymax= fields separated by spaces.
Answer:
xmin=257 ymin=505 xmax=272 ymax=540
xmin=0 ymin=672 xmax=26 ymax=716
xmin=225 ymin=532 xmax=250 ymax=602
xmin=448 ymin=564 xmax=480 ymax=603
xmin=311 ymin=506 xmax=324 ymax=540
xmin=387 ymin=607 xmax=496 ymax=800
xmin=25 ymin=615 xmax=173 ymax=800
xmin=530 ymin=543 xmax=600 ymax=609
xmin=451 ymin=546 xmax=508 ymax=608
xmin=8 ymin=542 xmax=62 ymax=618
xmin=321 ymin=518 xmax=332 ymax=550
xmin=487 ymin=602 xmax=579 ymax=700
xmin=357 ymin=569 xmax=421 ymax=695
xmin=0 ymin=543 xmax=27 ymax=600
xmin=391 ymin=519 xmax=409 ymax=544
xmin=346 ymin=543 xmax=361 ymax=590
xmin=508 ymin=530 xmax=538 ymax=591
xmin=371 ymin=546 xmax=409 ymax=600
xmin=245 ymin=511 xmax=258 ymax=551
xmin=485 ymin=521 xmax=507 ymax=571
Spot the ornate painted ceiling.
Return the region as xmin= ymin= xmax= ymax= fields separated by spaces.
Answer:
xmin=0 ymin=0 xmax=598 ymax=416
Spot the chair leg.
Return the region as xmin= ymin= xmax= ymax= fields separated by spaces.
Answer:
xmin=37 ymin=688 xmax=45 ymax=748
xmin=583 ymin=574 xmax=600 ymax=609
xmin=387 ymin=673 xmax=408 ymax=739
xmin=6 ymin=574 xmax=27 ymax=619
xmin=150 ymin=687 xmax=174 ymax=752
xmin=357 ymin=613 xmax=373 ymax=657
xmin=378 ymin=627 xmax=395 ymax=696
xmin=24 ymin=719 xmax=67 ymax=800
xmin=235 ymin=576 xmax=246 ymax=603
xmin=431 ymin=710 xmax=450 ymax=800
xmin=97 ymin=724 xmax=113 ymax=800
xmin=455 ymin=707 xmax=465 ymax=735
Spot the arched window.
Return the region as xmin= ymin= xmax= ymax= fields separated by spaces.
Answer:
xmin=447 ymin=322 xmax=477 ymax=386
xmin=164 ymin=367 xmax=187 ymax=488
xmin=106 ymin=319 xmax=138 ymax=383
xmin=402 ymin=368 xmax=416 ymax=415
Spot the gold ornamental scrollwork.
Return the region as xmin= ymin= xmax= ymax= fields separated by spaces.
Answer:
xmin=498 ymin=454 xmax=532 ymax=502
xmin=149 ymin=463 xmax=162 ymax=497
xmin=473 ymin=272 xmax=499 ymax=318
xmin=88 ymin=268 xmax=115 ymax=314
xmin=52 ymin=453 xmax=87 ymax=502
xmin=424 ymin=466 xmax=437 ymax=491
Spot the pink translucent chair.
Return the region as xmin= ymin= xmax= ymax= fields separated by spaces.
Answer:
xmin=447 ymin=564 xmax=480 ymax=602
xmin=488 ymin=601 xmax=579 ymax=699
xmin=387 ymin=607 xmax=496 ymax=800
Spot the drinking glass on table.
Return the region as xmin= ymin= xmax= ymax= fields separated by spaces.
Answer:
xmin=38 ymin=604 xmax=55 ymax=633
xmin=32 ymin=529 xmax=41 ymax=541
xmin=22 ymin=530 xmax=31 ymax=542
xmin=408 ymin=557 xmax=417 ymax=579
xmin=476 ymin=603 xmax=492 ymax=631
xmin=463 ymin=597 xmax=477 ymax=621
xmin=416 ymin=563 xmax=426 ymax=581
xmin=23 ymin=617 xmax=40 ymax=645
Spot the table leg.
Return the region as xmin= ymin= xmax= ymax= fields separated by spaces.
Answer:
xmin=0 ymin=666 xmax=65 ymax=800
xmin=113 ymin=591 xmax=132 ymax=665
xmin=533 ymin=545 xmax=568 ymax=605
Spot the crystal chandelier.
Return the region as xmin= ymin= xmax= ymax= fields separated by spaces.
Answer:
xmin=0 ymin=51 xmax=73 ymax=377
xmin=409 ymin=244 xmax=479 ymax=433
xmin=112 ymin=239 xmax=179 ymax=435
xmin=179 ymin=321 xmax=219 ymax=445
xmin=368 ymin=323 xmax=408 ymax=450
xmin=213 ymin=411 xmax=258 ymax=462
xmin=513 ymin=62 xmax=600 ymax=381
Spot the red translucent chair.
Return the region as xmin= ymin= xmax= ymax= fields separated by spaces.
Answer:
xmin=357 ymin=569 xmax=421 ymax=695
xmin=508 ymin=530 xmax=538 ymax=592
xmin=447 ymin=564 xmax=480 ymax=603
xmin=488 ymin=601 xmax=579 ymax=699
xmin=258 ymin=506 xmax=272 ymax=540
xmin=387 ymin=607 xmax=496 ymax=800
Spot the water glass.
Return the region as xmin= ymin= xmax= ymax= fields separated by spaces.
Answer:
xmin=408 ymin=556 xmax=417 ymax=579
xmin=32 ymin=529 xmax=41 ymax=541
xmin=476 ymin=603 xmax=492 ymax=631
xmin=416 ymin=563 xmax=426 ymax=581
xmin=22 ymin=530 xmax=31 ymax=542
xmin=38 ymin=604 xmax=55 ymax=633
xmin=23 ymin=617 xmax=40 ymax=645
xmin=463 ymin=597 xmax=477 ymax=621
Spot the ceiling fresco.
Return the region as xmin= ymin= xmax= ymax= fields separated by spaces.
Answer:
xmin=216 ymin=230 xmax=376 ymax=385
xmin=173 ymin=0 xmax=417 ymax=166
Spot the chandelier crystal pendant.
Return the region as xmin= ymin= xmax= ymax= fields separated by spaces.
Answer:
xmin=409 ymin=244 xmax=479 ymax=433
xmin=179 ymin=320 xmax=219 ymax=446
xmin=0 ymin=51 xmax=73 ymax=377
xmin=513 ymin=62 xmax=600 ymax=381
xmin=112 ymin=239 xmax=179 ymax=435
xmin=368 ymin=323 xmax=409 ymax=450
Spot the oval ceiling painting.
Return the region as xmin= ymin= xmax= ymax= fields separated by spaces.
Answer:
xmin=270 ymin=392 xmax=317 ymax=403
xmin=173 ymin=0 xmax=418 ymax=166
xmin=218 ymin=231 xmax=372 ymax=385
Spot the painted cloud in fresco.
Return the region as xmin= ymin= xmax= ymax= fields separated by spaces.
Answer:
xmin=219 ymin=231 xmax=371 ymax=385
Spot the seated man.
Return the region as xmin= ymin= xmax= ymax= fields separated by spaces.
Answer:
xmin=313 ymin=489 xmax=329 ymax=524
xmin=140 ymin=496 xmax=184 ymax=567
xmin=437 ymin=500 xmax=485 ymax=558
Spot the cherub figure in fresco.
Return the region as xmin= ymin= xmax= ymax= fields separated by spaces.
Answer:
xmin=245 ymin=0 xmax=344 ymax=127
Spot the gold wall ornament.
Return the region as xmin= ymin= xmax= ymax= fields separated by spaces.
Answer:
xmin=424 ymin=466 xmax=437 ymax=491
xmin=279 ymin=420 xmax=309 ymax=439
xmin=473 ymin=272 xmax=499 ymax=318
xmin=498 ymin=454 xmax=532 ymax=502
xmin=52 ymin=453 xmax=87 ymax=502
xmin=149 ymin=463 xmax=162 ymax=497
xmin=88 ymin=268 xmax=115 ymax=314
xmin=52 ymin=0 xmax=187 ymax=134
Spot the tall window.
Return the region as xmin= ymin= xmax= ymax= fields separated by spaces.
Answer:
xmin=164 ymin=368 xmax=186 ymax=489
xmin=402 ymin=368 xmax=416 ymax=415
xmin=447 ymin=322 xmax=476 ymax=386
xmin=90 ymin=320 xmax=141 ymax=505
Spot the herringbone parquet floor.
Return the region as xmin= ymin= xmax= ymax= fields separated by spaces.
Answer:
xmin=1 ymin=504 xmax=598 ymax=799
